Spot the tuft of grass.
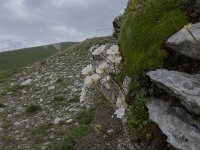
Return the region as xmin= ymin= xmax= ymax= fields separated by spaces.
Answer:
xmin=31 ymin=123 xmax=52 ymax=143
xmin=56 ymin=78 xmax=64 ymax=83
xmin=26 ymin=104 xmax=41 ymax=113
xmin=2 ymin=135 xmax=14 ymax=145
xmin=2 ymin=119 xmax=11 ymax=129
xmin=126 ymin=90 xmax=149 ymax=139
xmin=65 ymin=95 xmax=80 ymax=105
xmin=0 ymin=103 xmax=5 ymax=108
xmin=1 ymin=84 xmax=25 ymax=96
xmin=76 ymin=108 xmax=95 ymax=125
xmin=51 ymin=125 xmax=91 ymax=150
xmin=0 ymin=68 xmax=22 ymax=83
xmin=53 ymin=96 xmax=65 ymax=102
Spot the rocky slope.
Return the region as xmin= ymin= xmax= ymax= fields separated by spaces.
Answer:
xmin=0 ymin=37 xmax=128 ymax=150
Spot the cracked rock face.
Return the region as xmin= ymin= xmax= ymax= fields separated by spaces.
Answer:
xmin=145 ymin=98 xmax=200 ymax=150
xmin=166 ymin=22 xmax=200 ymax=60
xmin=147 ymin=69 xmax=200 ymax=114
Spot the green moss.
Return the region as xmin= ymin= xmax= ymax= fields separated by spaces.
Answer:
xmin=120 ymin=0 xmax=188 ymax=139
xmin=119 ymin=0 xmax=188 ymax=79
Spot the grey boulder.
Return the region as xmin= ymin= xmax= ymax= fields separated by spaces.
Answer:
xmin=166 ymin=22 xmax=200 ymax=60
xmin=145 ymin=98 xmax=200 ymax=150
xmin=147 ymin=69 xmax=200 ymax=114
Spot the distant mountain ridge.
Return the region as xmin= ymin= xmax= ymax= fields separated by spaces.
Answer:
xmin=0 ymin=41 xmax=77 ymax=72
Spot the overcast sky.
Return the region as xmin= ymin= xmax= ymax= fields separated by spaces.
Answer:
xmin=0 ymin=0 xmax=128 ymax=52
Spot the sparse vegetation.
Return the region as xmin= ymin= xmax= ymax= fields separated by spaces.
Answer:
xmin=26 ymin=104 xmax=42 ymax=113
xmin=56 ymin=78 xmax=64 ymax=83
xmin=1 ymin=84 xmax=25 ymax=96
xmin=51 ymin=125 xmax=92 ymax=150
xmin=76 ymin=108 xmax=95 ymax=125
xmin=0 ymin=68 xmax=22 ymax=83
xmin=0 ymin=103 xmax=5 ymax=108
xmin=53 ymin=95 xmax=65 ymax=102
xmin=2 ymin=118 xmax=11 ymax=129
xmin=31 ymin=123 xmax=53 ymax=143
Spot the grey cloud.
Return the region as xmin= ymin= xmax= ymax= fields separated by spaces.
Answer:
xmin=0 ymin=0 xmax=128 ymax=52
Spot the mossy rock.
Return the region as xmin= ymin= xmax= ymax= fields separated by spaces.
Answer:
xmin=119 ymin=0 xmax=188 ymax=82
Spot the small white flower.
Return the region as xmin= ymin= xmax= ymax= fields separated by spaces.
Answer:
xmin=114 ymin=107 xmax=125 ymax=119
xmin=116 ymin=95 xmax=126 ymax=108
xmin=54 ymin=117 xmax=62 ymax=125
xmin=80 ymin=88 xmax=86 ymax=102
xmin=107 ymin=45 xmax=119 ymax=55
xmin=107 ymin=55 xmax=122 ymax=64
xmin=84 ymin=74 xmax=100 ymax=86
xmin=96 ymin=62 xmax=108 ymax=74
xmin=181 ymin=23 xmax=192 ymax=32
xmin=84 ymin=76 xmax=93 ymax=86
xmin=92 ymin=45 xmax=105 ymax=56
xmin=101 ymin=76 xmax=110 ymax=83
xmin=91 ymin=73 xmax=101 ymax=82
xmin=82 ymin=64 xmax=93 ymax=75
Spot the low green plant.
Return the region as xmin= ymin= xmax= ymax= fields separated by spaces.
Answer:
xmin=31 ymin=123 xmax=52 ymax=142
xmin=0 ymin=103 xmax=5 ymax=108
xmin=56 ymin=78 xmax=64 ymax=83
xmin=0 ymin=68 xmax=22 ymax=83
xmin=2 ymin=119 xmax=11 ymax=129
xmin=127 ymin=90 xmax=149 ymax=138
xmin=53 ymin=96 xmax=65 ymax=102
xmin=65 ymin=95 xmax=80 ymax=105
xmin=51 ymin=125 xmax=91 ymax=150
xmin=1 ymin=84 xmax=25 ymax=96
xmin=26 ymin=104 xmax=41 ymax=113
xmin=76 ymin=108 xmax=95 ymax=125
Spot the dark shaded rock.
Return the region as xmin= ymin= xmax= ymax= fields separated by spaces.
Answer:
xmin=145 ymin=98 xmax=200 ymax=150
xmin=179 ymin=1 xmax=200 ymax=23
xmin=166 ymin=22 xmax=200 ymax=60
xmin=147 ymin=69 xmax=200 ymax=114
xmin=112 ymin=14 xmax=124 ymax=38
xmin=164 ymin=47 xmax=200 ymax=74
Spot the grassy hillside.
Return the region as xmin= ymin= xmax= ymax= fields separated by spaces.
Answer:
xmin=0 ymin=42 xmax=76 ymax=72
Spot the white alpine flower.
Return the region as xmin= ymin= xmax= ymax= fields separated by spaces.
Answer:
xmin=84 ymin=76 xmax=93 ymax=86
xmin=96 ymin=62 xmax=108 ymax=74
xmin=91 ymin=73 xmax=101 ymax=82
xmin=80 ymin=88 xmax=86 ymax=102
xmin=92 ymin=45 xmax=105 ymax=56
xmin=101 ymin=76 xmax=111 ymax=89
xmin=116 ymin=95 xmax=126 ymax=108
xmin=84 ymin=74 xmax=100 ymax=86
xmin=106 ymin=45 xmax=119 ymax=55
xmin=181 ymin=23 xmax=192 ymax=32
xmin=101 ymin=76 xmax=110 ymax=83
xmin=114 ymin=107 xmax=126 ymax=119
xmin=107 ymin=55 xmax=122 ymax=64
xmin=82 ymin=64 xmax=93 ymax=75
